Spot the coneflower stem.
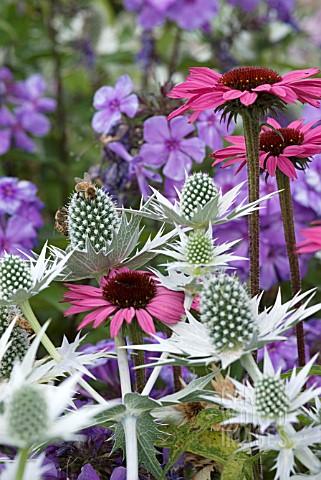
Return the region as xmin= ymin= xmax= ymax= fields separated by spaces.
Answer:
xmin=128 ymin=324 xmax=146 ymax=393
xmin=115 ymin=333 xmax=139 ymax=480
xmin=241 ymin=111 xmax=261 ymax=299
xmin=15 ymin=448 xmax=29 ymax=480
xmin=19 ymin=300 xmax=61 ymax=363
xmin=276 ymin=170 xmax=306 ymax=367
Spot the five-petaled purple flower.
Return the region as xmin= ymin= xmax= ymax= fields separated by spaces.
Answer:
xmin=196 ymin=109 xmax=234 ymax=150
xmin=139 ymin=115 xmax=205 ymax=182
xmin=92 ymin=75 xmax=138 ymax=135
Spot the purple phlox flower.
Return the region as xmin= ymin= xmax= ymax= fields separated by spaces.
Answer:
xmin=11 ymin=74 xmax=56 ymax=113
xmin=163 ymin=177 xmax=184 ymax=203
xmin=302 ymin=103 xmax=321 ymax=126
xmin=77 ymin=464 xmax=100 ymax=480
xmin=0 ymin=105 xmax=50 ymax=154
xmin=227 ymin=0 xmax=261 ymax=11
xmin=0 ymin=67 xmax=14 ymax=99
xmin=108 ymin=141 xmax=162 ymax=199
xmin=196 ymin=109 xmax=234 ymax=150
xmin=123 ymin=0 xmax=176 ymax=29
xmin=258 ymin=335 xmax=298 ymax=372
xmin=167 ymin=0 xmax=218 ymax=30
xmin=140 ymin=115 xmax=205 ymax=182
xmin=265 ymin=0 xmax=298 ymax=27
xmin=0 ymin=215 xmax=37 ymax=257
xmin=16 ymin=198 xmax=44 ymax=229
xmin=0 ymin=176 xmax=38 ymax=215
xmin=92 ymin=75 xmax=138 ymax=135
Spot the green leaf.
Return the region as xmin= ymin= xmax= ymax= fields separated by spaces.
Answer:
xmin=136 ymin=413 xmax=164 ymax=478
xmin=281 ymin=365 xmax=321 ymax=379
xmin=221 ymin=453 xmax=251 ymax=480
xmin=160 ymin=371 xmax=217 ymax=405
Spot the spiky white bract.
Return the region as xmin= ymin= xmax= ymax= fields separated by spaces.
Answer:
xmin=0 ymin=307 xmax=29 ymax=379
xmin=126 ymin=177 xmax=278 ymax=229
xmin=0 ymin=243 xmax=73 ymax=305
xmin=30 ymin=332 xmax=110 ymax=382
xmin=203 ymin=350 xmax=321 ymax=432
xmin=158 ymin=227 xmax=245 ymax=277
xmin=0 ymin=453 xmax=49 ymax=480
xmin=244 ymin=425 xmax=321 ymax=480
xmin=130 ymin=284 xmax=321 ymax=369
xmin=50 ymin=212 xmax=176 ymax=281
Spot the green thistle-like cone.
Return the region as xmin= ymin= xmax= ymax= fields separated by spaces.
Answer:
xmin=185 ymin=230 xmax=214 ymax=264
xmin=0 ymin=306 xmax=29 ymax=379
xmin=255 ymin=376 xmax=290 ymax=419
xmin=181 ymin=173 xmax=218 ymax=219
xmin=200 ymin=274 xmax=255 ymax=352
xmin=7 ymin=384 xmax=49 ymax=445
xmin=0 ymin=255 xmax=32 ymax=301
xmin=68 ymin=188 xmax=119 ymax=253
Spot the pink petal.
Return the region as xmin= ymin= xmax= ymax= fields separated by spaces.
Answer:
xmin=266 ymin=156 xmax=277 ymax=176
xmin=277 ymin=156 xmax=297 ymax=180
xmin=123 ymin=307 xmax=136 ymax=324
xmin=239 ymin=91 xmax=258 ymax=106
xmin=78 ymin=306 xmax=117 ymax=329
xmin=281 ymin=68 xmax=319 ymax=82
xmin=135 ymin=309 xmax=156 ymax=335
xmin=110 ymin=309 xmax=126 ymax=337
xmin=222 ymin=90 xmax=244 ymax=101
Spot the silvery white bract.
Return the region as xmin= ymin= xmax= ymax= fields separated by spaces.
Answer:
xmin=158 ymin=226 xmax=245 ymax=278
xmin=51 ymin=212 xmax=176 ymax=281
xmin=30 ymin=332 xmax=110 ymax=382
xmin=127 ymin=181 xmax=278 ymax=229
xmin=203 ymin=350 xmax=321 ymax=432
xmin=0 ymin=243 xmax=73 ymax=305
xmin=131 ymin=289 xmax=321 ymax=369
xmin=0 ymin=322 xmax=15 ymax=362
xmin=244 ymin=426 xmax=321 ymax=480
xmin=0 ymin=453 xmax=50 ymax=480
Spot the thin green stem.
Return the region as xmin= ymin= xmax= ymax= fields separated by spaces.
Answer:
xmin=128 ymin=324 xmax=146 ymax=393
xmin=241 ymin=111 xmax=261 ymax=298
xmin=19 ymin=300 xmax=61 ymax=363
xmin=276 ymin=170 xmax=306 ymax=367
xmin=15 ymin=448 xmax=29 ymax=480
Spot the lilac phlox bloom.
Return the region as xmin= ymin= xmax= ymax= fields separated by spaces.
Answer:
xmin=108 ymin=141 xmax=161 ymax=199
xmin=123 ymin=0 xmax=176 ymax=29
xmin=257 ymin=335 xmax=298 ymax=372
xmin=12 ymin=74 xmax=56 ymax=113
xmin=0 ymin=67 xmax=14 ymax=98
xmin=292 ymin=154 xmax=321 ymax=217
xmin=0 ymin=177 xmax=38 ymax=215
xmin=140 ymin=116 xmax=205 ymax=182
xmin=196 ymin=109 xmax=234 ymax=150
xmin=16 ymin=198 xmax=44 ymax=230
xmin=167 ymin=0 xmax=219 ymax=30
xmin=0 ymin=105 xmax=50 ymax=154
xmin=0 ymin=215 xmax=37 ymax=257
xmin=92 ymin=75 xmax=138 ymax=135
xmin=227 ymin=0 xmax=261 ymax=10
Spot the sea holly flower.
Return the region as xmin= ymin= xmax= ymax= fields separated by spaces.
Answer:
xmin=139 ymin=116 xmax=205 ymax=182
xmin=167 ymin=66 xmax=321 ymax=122
xmin=244 ymin=426 xmax=321 ymax=480
xmin=204 ymin=350 xmax=321 ymax=432
xmin=158 ymin=227 xmax=245 ymax=278
xmin=132 ymin=275 xmax=321 ymax=368
xmin=0 ymin=453 xmax=50 ymax=480
xmin=132 ymin=172 xmax=278 ymax=228
xmin=0 ymin=243 xmax=73 ymax=305
xmin=212 ymin=117 xmax=321 ymax=180
xmin=92 ymin=75 xmax=138 ymax=135
xmin=63 ymin=267 xmax=185 ymax=337
xmin=30 ymin=333 xmax=110 ymax=382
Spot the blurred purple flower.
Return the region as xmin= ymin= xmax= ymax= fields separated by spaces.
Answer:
xmin=196 ymin=109 xmax=234 ymax=150
xmin=12 ymin=74 xmax=56 ymax=113
xmin=77 ymin=464 xmax=100 ymax=480
xmin=0 ymin=215 xmax=37 ymax=256
xmin=16 ymin=198 xmax=44 ymax=229
xmin=123 ymin=0 xmax=176 ymax=29
xmin=0 ymin=177 xmax=38 ymax=214
xmin=0 ymin=67 xmax=14 ymax=99
xmin=108 ymin=141 xmax=162 ymax=199
xmin=111 ymin=467 xmax=127 ymax=480
xmin=167 ymin=0 xmax=218 ymax=30
xmin=0 ymin=105 xmax=50 ymax=154
xmin=92 ymin=75 xmax=138 ymax=134
xmin=292 ymin=155 xmax=321 ymax=217
xmin=140 ymin=116 xmax=205 ymax=182
xmin=258 ymin=336 xmax=298 ymax=371
xmin=227 ymin=0 xmax=261 ymax=10
xmin=302 ymin=103 xmax=321 ymax=126
xmin=164 ymin=177 xmax=184 ymax=203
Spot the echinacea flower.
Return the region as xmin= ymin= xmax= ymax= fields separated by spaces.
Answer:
xmin=212 ymin=118 xmax=321 ymax=180
xmin=131 ymin=274 xmax=321 ymax=368
xmin=297 ymin=224 xmax=321 ymax=253
xmin=203 ymin=350 xmax=321 ymax=432
xmin=63 ymin=267 xmax=185 ymax=337
xmin=168 ymin=66 xmax=321 ymax=122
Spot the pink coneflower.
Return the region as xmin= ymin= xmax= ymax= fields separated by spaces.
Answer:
xmin=168 ymin=66 xmax=321 ymax=121
xmin=297 ymin=222 xmax=321 ymax=253
xmin=63 ymin=267 xmax=185 ymax=337
xmin=211 ymin=118 xmax=321 ymax=180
